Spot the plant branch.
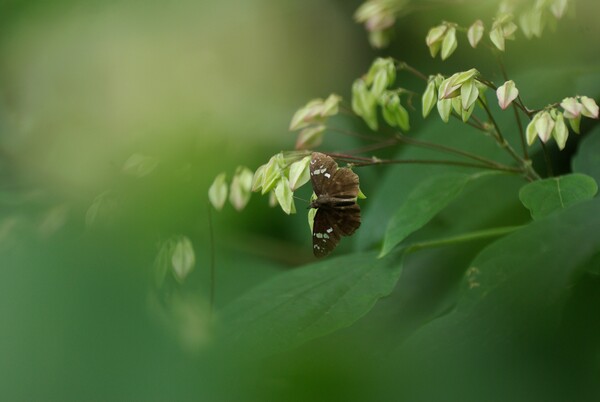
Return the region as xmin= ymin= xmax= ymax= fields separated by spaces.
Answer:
xmin=405 ymin=225 xmax=523 ymax=253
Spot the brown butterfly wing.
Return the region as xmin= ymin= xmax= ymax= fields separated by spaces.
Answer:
xmin=312 ymin=204 xmax=361 ymax=257
xmin=310 ymin=152 xmax=339 ymax=196
xmin=327 ymin=167 xmax=360 ymax=198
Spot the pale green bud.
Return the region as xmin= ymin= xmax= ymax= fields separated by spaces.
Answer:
xmin=467 ymin=20 xmax=484 ymax=48
xmin=262 ymin=153 xmax=284 ymax=195
xmin=580 ymin=96 xmax=599 ymax=119
xmin=426 ymin=25 xmax=447 ymax=58
xmin=535 ymin=111 xmax=555 ymax=143
xmin=568 ymin=115 xmax=581 ymax=134
xmin=439 ymin=69 xmax=479 ymax=100
xmin=489 ymin=26 xmax=505 ymax=51
xmin=251 ymin=164 xmax=267 ymax=192
xmin=461 ymin=102 xmax=475 ymax=123
xmin=365 ymin=58 xmax=395 ymax=87
xmin=437 ymin=98 xmax=452 ymax=123
xmin=288 ymin=156 xmax=311 ymax=191
xmin=441 ymin=26 xmax=457 ymax=60
xmin=422 ymin=79 xmax=437 ymax=118
xmin=496 ymin=80 xmax=519 ymax=110
xmin=371 ymin=69 xmax=389 ymax=98
xmin=352 ymin=79 xmax=378 ymax=130
xmin=208 ymin=173 xmax=228 ymax=211
xmin=289 ymin=94 xmax=341 ymax=131
xmin=229 ymin=166 xmax=254 ymax=211
xmin=552 ymin=112 xmax=569 ymax=150
xmin=268 ymin=191 xmax=278 ymax=208
xmin=171 ymin=236 xmax=195 ymax=283
xmin=461 ymin=79 xmax=479 ymax=110
xmin=526 ymin=113 xmax=541 ymax=145
xmin=275 ymin=176 xmax=295 ymax=215
xmin=560 ymin=97 xmax=582 ymax=119
xmin=322 ymin=94 xmax=342 ymax=116
xmin=451 ymin=97 xmax=462 ymax=115
xmin=368 ymin=30 xmax=391 ymax=49
xmin=380 ymin=92 xmax=410 ymax=131
xmin=295 ymin=125 xmax=326 ymax=150
xmin=550 ymin=0 xmax=568 ymax=19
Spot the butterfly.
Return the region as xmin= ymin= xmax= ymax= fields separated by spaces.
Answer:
xmin=309 ymin=152 xmax=361 ymax=257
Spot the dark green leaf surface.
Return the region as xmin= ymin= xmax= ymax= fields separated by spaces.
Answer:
xmin=379 ymin=172 xmax=491 ymax=257
xmin=572 ymin=127 xmax=600 ymax=184
xmin=519 ymin=173 xmax=598 ymax=220
xmin=219 ymin=251 xmax=403 ymax=357
xmin=393 ymin=199 xmax=600 ymax=400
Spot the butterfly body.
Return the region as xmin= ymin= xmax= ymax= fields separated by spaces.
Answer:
xmin=309 ymin=152 xmax=361 ymax=257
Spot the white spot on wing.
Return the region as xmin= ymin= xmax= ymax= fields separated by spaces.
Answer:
xmin=324 ymin=173 xmax=331 ymax=178
xmin=326 ymin=228 xmax=333 ymax=233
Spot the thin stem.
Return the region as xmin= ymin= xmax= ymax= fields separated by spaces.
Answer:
xmin=207 ymin=203 xmax=216 ymax=320
xmin=343 ymin=138 xmax=400 ymax=155
xmin=396 ymin=61 xmax=429 ymax=82
xmin=327 ymin=153 xmax=521 ymax=173
xmin=405 ymin=225 xmax=523 ymax=253
xmin=496 ymin=55 xmax=530 ymax=160
xmin=512 ymin=103 xmax=529 ymax=160
xmin=394 ymin=133 xmax=512 ymax=170
xmin=540 ymin=141 xmax=554 ymax=177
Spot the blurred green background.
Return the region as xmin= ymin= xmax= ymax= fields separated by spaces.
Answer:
xmin=2 ymin=0 xmax=600 ymax=400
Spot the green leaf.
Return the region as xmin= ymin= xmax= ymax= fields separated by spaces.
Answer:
xmin=393 ymin=199 xmax=600 ymax=399
xmin=219 ymin=251 xmax=404 ymax=357
xmin=572 ymin=126 xmax=600 ymax=183
xmin=379 ymin=172 xmax=489 ymax=258
xmin=519 ymin=173 xmax=598 ymax=220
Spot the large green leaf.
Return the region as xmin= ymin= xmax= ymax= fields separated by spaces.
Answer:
xmin=379 ymin=172 xmax=493 ymax=257
xmin=219 ymin=251 xmax=403 ymax=357
xmin=572 ymin=126 xmax=600 ymax=184
xmin=519 ymin=173 xmax=598 ymax=220
xmin=392 ymin=198 xmax=600 ymax=400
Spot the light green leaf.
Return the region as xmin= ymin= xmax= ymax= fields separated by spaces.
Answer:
xmin=519 ymin=173 xmax=598 ymax=220
xmin=220 ymin=251 xmax=404 ymax=357
xmin=380 ymin=172 xmax=486 ymax=257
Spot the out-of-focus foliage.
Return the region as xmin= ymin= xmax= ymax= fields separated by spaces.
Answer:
xmin=2 ymin=0 xmax=600 ymax=401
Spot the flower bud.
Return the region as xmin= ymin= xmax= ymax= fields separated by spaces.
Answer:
xmin=288 ymin=156 xmax=311 ymax=191
xmin=534 ymin=111 xmax=555 ymax=143
xmin=251 ymin=164 xmax=267 ymax=192
xmin=580 ymin=96 xmax=599 ymax=119
xmin=467 ymin=20 xmax=484 ymax=48
xmin=229 ymin=166 xmax=254 ymax=211
xmin=441 ymin=26 xmax=457 ymax=60
xmin=552 ymin=112 xmax=569 ymax=150
xmin=208 ymin=173 xmax=228 ymax=210
xmin=422 ymin=78 xmax=438 ymax=118
xmin=262 ymin=154 xmax=284 ymax=194
xmin=550 ymin=0 xmax=568 ymax=19
xmin=295 ymin=125 xmax=326 ymax=150
xmin=171 ymin=236 xmax=195 ymax=283
xmin=560 ymin=97 xmax=582 ymax=119
xmin=437 ymin=98 xmax=452 ymax=123
xmin=275 ymin=176 xmax=295 ymax=215
xmin=496 ymin=80 xmax=519 ymax=110
xmin=461 ymin=79 xmax=479 ymax=110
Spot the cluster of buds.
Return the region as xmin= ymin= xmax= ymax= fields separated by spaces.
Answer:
xmin=352 ymin=58 xmax=410 ymax=131
xmin=525 ymin=96 xmax=599 ymax=150
xmin=518 ymin=0 xmax=570 ymax=39
xmin=354 ymin=0 xmax=408 ymax=48
xmin=154 ymin=235 xmax=195 ymax=286
xmin=422 ymin=69 xmax=485 ymax=123
xmin=208 ymin=166 xmax=254 ymax=212
xmin=425 ymin=23 xmax=457 ymax=60
xmin=208 ymin=151 xmax=314 ymax=215
xmin=289 ymin=94 xmax=342 ymax=150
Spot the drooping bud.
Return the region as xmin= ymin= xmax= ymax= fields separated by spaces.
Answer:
xmin=440 ymin=26 xmax=457 ymax=60
xmin=560 ymin=97 xmax=582 ymax=119
xmin=580 ymin=96 xmax=599 ymax=119
xmin=460 ymin=79 xmax=479 ymax=111
xmin=208 ymin=173 xmax=228 ymax=211
xmin=552 ymin=111 xmax=569 ymax=150
xmin=229 ymin=166 xmax=254 ymax=211
xmin=426 ymin=24 xmax=448 ymax=58
xmin=467 ymin=20 xmax=484 ymax=48
xmin=251 ymin=164 xmax=267 ymax=192
xmin=171 ymin=236 xmax=195 ymax=283
xmin=295 ymin=125 xmax=326 ymax=150
xmin=422 ymin=78 xmax=438 ymax=118
xmin=275 ymin=176 xmax=295 ymax=215
xmin=496 ymin=80 xmax=519 ymax=110
xmin=288 ymin=156 xmax=311 ymax=191
xmin=534 ymin=111 xmax=555 ymax=143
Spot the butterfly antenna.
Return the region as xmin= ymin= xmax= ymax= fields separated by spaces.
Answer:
xmin=293 ymin=195 xmax=309 ymax=203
